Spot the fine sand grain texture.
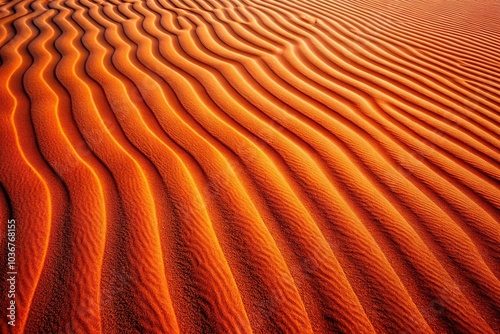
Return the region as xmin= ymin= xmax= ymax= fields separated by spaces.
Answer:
xmin=1 ymin=0 xmax=499 ymax=333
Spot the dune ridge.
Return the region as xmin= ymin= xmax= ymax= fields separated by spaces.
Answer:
xmin=1 ymin=0 xmax=499 ymax=333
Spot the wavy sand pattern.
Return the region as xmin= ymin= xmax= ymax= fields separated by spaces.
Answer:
xmin=1 ymin=0 xmax=499 ymax=332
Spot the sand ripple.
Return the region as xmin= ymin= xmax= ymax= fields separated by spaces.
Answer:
xmin=1 ymin=0 xmax=499 ymax=332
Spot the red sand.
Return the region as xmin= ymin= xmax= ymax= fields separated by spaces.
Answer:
xmin=1 ymin=0 xmax=499 ymax=333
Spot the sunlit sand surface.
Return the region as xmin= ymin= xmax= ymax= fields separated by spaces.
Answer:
xmin=1 ymin=0 xmax=499 ymax=332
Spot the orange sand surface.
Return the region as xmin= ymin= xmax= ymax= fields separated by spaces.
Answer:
xmin=1 ymin=0 xmax=499 ymax=333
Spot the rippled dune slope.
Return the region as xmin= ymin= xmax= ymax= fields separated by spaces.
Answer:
xmin=1 ymin=0 xmax=499 ymax=332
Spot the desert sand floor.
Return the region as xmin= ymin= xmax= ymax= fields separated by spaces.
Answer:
xmin=1 ymin=0 xmax=499 ymax=333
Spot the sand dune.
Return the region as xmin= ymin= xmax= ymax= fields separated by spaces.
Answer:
xmin=1 ymin=0 xmax=499 ymax=332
